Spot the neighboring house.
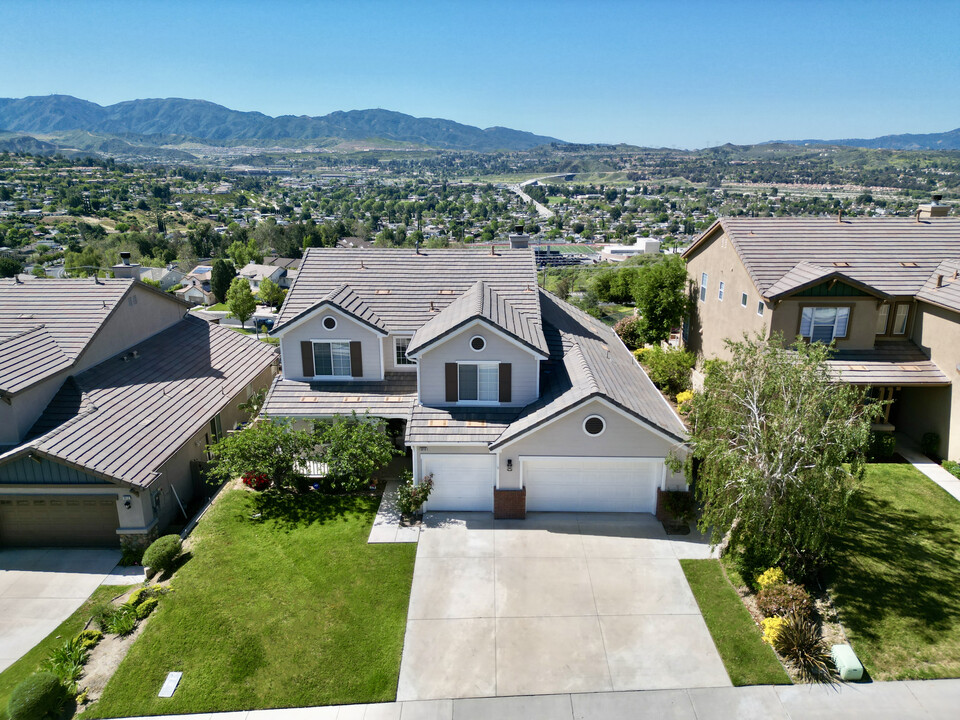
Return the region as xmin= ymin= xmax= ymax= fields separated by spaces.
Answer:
xmin=682 ymin=208 xmax=960 ymax=458
xmin=262 ymin=257 xmax=301 ymax=289
xmin=175 ymin=264 xmax=216 ymax=305
xmin=138 ymin=266 xmax=186 ymax=290
xmin=0 ymin=277 xmax=277 ymax=548
xmin=262 ymin=248 xmax=688 ymax=517
xmin=239 ymin=262 xmax=285 ymax=293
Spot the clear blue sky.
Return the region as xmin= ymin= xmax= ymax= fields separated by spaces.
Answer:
xmin=2 ymin=0 xmax=958 ymax=149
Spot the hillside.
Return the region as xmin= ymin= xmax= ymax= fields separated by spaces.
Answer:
xmin=0 ymin=95 xmax=563 ymax=152
xmin=774 ymin=128 xmax=960 ymax=151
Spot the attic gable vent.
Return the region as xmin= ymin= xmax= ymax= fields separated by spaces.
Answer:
xmin=899 ymin=262 xmax=918 ymax=268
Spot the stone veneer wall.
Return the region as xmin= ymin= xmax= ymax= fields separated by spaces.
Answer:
xmin=494 ymin=488 xmax=526 ymax=519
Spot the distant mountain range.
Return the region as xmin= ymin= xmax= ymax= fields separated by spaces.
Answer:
xmin=0 ymin=95 xmax=563 ymax=152
xmin=773 ymin=128 xmax=960 ymax=151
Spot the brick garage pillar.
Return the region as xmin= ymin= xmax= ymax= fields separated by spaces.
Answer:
xmin=494 ymin=488 xmax=526 ymax=519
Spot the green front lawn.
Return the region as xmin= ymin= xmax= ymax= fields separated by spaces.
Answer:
xmin=681 ymin=559 xmax=790 ymax=686
xmin=0 ymin=585 xmax=126 ymax=720
xmin=829 ymin=462 xmax=960 ymax=680
xmin=84 ymin=489 xmax=416 ymax=717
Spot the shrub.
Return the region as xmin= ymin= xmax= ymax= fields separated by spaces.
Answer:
xmin=774 ymin=611 xmax=834 ymax=682
xmin=136 ymin=597 xmax=160 ymax=619
xmin=41 ymin=636 xmax=87 ymax=683
xmin=142 ymin=534 xmax=182 ymax=575
xmin=761 ymin=616 xmax=786 ymax=646
xmin=395 ymin=472 xmax=435 ymax=516
xmin=869 ymin=431 xmax=896 ymax=460
xmin=91 ymin=602 xmax=117 ymax=633
xmin=756 ymin=567 xmax=787 ymax=590
xmin=613 ymin=316 xmax=644 ymax=350
xmin=119 ymin=543 xmax=144 ymax=566
xmin=661 ymin=490 xmax=696 ymax=522
xmin=756 ymin=583 xmax=813 ymax=619
xmin=242 ymin=472 xmax=271 ymax=491
xmin=75 ymin=629 xmax=103 ymax=651
xmin=944 ymin=460 xmax=960 ymax=480
xmin=675 ymin=389 xmax=694 ymax=413
xmin=639 ymin=345 xmax=695 ymax=397
xmin=921 ymin=432 xmax=941 ymax=458
xmin=106 ymin=604 xmax=138 ymax=636
xmin=7 ymin=672 xmax=66 ymax=720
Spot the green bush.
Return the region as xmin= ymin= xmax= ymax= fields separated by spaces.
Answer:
xmin=921 ymin=432 xmax=941 ymax=458
xmin=106 ymin=604 xmax=139 ymax=636
xmin=75 ymin=629 xmax=103 ymax=651
xmin=41 ymin=635 xmax=89 ymax=683
xmin=395 ymin=472 xmax=435 ymax=516
xmin=756 ymin=583 xmax=813 ymax=619
xmin=869 ymin=431 xmax=896 ymax=460
xmin=7 ymin=672 xmax=66 ymax=720
xmin=943 ymin=460 xmax=960 ymax=479
xmin=773 ymin=612 xmax=833 ymax=682
xmin=119 ymin=543 xmax=145 ymax=566
xmin=613 ymin=316 xmax=644 ymax=350
xmin=136 ymin=596 xmax=159 ymax=619
xmin=661 ymin=490 xmax=696 ymax=522
xmin=638 ymin=345 xmax=695 ymax=397
xmin=91 ymin=602 xmax=117 ymax=633
xmin=142 ymin=534 xmax=182 ymax=575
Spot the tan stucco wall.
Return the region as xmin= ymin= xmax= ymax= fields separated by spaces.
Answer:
xmin=279 ymin=309 xmax=383 ymax=381
xmin=684 ymin=229 xmax=770 ymax=361
xmin=494 ymin=399 xmax=687 ymax=491
xmin=0 ymin=372 xmax=69 ymax=446
xmin=417 ymin=321 xmax=540 ymax=406
xmin=769 ymin=297 xmax=881 ymax=350
xmin=908 ymin=301 xmax=960 ymax=459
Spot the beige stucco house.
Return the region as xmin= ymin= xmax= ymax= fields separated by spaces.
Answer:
xmin=682 ymin=207 xmax=960 ymax=459
xmin=263 ymin=247 xmax=688 ymax=518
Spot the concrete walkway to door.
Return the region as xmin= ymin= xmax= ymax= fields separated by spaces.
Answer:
xmin=397 ymin=512 xmax=727 ymax=701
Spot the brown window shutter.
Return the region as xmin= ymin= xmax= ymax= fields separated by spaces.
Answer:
xmin=350 ymin=341 xmax=363 ymax=377
xmin=301 ymin=341 xmax=314 ymax=377
xmin=445 ymin=363 xmax=458 ymax=402
xmin=499 ymin=363 xmax=512 ymax=402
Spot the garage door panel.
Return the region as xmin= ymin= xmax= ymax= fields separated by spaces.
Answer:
xmin=523 ymin=458 xmax=660 ymax=513
xmin=0 ymin=495 xmax=120 ymax=547
xmin=422 ymin=454 xmax=495 ymax=512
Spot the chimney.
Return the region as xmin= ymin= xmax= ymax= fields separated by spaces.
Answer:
xmin=919 ymin=195 xmax=949 ymax=220
xmin=509 ymin=233 xmax=530 ymax=250
xmin=112 ymin=251 xmax=141 ymax=280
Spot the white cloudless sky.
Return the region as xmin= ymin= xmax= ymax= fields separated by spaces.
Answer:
xmin=1 ymin=0 xmax=958 ymax=149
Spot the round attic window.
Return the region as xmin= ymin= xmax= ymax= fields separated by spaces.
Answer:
xmin=583 ymin=415 xmax=606 ymax=437
xmin=470 ymin=335 xmax=486 ymax=352
xmin=322 ymin=316 xmax=337 ymax=330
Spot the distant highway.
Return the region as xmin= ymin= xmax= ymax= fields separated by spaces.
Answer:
xmin=508 ymin=180 xmax=554 ymax=220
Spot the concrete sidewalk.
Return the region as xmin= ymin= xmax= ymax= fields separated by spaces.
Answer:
xmin=367 ymin=480 xmax=421 ymax=544
xmin=896 ymin=434 xmax=960 ymax=502
xmin=104 ymin=679 xmax=960 ymax=719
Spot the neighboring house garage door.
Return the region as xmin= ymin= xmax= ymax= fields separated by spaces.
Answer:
xmin=0 ymin=495 xmax=120 ymax=547
xmin=422 ymin=454 xmax=495 ymax=512
xmin=522 ymin=457 xmax=662 ymax=513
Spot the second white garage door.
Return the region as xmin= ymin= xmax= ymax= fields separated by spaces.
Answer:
xmin=522 ymin=457 xmax=661 ymax=513
xmin=422 ymin=454 xmax=495 ymax=512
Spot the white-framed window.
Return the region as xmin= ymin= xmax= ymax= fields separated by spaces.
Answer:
xmin=892 ymin=303 xmax=910 ymax=335
xmin=458 ymin=362 xmax=499 ymax=402
xmin=718 ymin=281 xmax=725 ymax=301
xmin=800 ymin=307 xmax=850 ymax=343
xmin=583 ymin=415 xmax=606 ymax=436
xmin=699 ymin=273 xmax=708 ymax=302
xmin=876 ymin=303 xmax=890 ymax=335
xmin=313 ymin=340 xmax=351 ymax=376
xmin=741 ymin=292 xmax=748 ymax=308
xmin=394 ymin=336 xmax=415 ymax=365
xmin=757 ymin=301 xmax=765 ymax=317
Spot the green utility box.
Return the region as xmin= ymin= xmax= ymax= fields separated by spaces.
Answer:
xmin=831 ymin=644 xmax=864 ymax=681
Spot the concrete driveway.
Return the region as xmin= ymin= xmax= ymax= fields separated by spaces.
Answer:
xmin=397 ymin=512 xmax=730 ymax=701
xmin=0 ymin=548 xmax=140 ymax=671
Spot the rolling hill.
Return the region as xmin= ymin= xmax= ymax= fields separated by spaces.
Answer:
xmin=774 ymin=128 xmax=960 ymax=151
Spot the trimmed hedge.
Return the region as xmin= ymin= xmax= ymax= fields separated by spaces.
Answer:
xmin=7 ymin=672 xmax=65 ymax=720
xmin=142 ymin=534 xmax=182 ymax=575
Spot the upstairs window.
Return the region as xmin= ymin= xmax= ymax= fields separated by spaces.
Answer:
xmin=394 ymin=336 xmax=415 ymax=365
xmin=757 ymin=301 xmax=765 ymax=317
xmin=718 ymin=281 xmax=725 ymax=301
xmin=876 ymin=304 xmax=890 ymax=335
xmin=699 ymin=273 xmax=708 ymax=302
xmin=458 ymin=363 xmax=499 ymax=402
xmin=314 ymin=341 xmax=351 ymax=376
xmin=741 ymin=292 xmax=747 ymax=307
xmin=892 ymin=303 xmax=910 ymax=335
xmin=800 ymin=307 xmax=850 ymax=343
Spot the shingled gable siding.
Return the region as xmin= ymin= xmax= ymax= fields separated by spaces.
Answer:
xmin=495 ymin=400 xmax=687 ymax=492
xmin=420 ymin=326 xmax=538 ymax=406
xmin=279 ymin=311 xmax=382 ymax=381
xmin=684 ymin=229 xmax=771 ymax=361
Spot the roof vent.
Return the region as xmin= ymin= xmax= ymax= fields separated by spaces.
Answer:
xmin=359 ymin=260 xmax=365 ymax=269
xmin=837 ymin=209 xmax=843 ymax=223
xmin=899 ymin=261 xmax=918 ymax=268
xmin=833 ymin=261 xmax=850 ymax=268
xmin=429 ymin=301 xmax=436 ymax=312
xmin=375 ymin=289 xmax=391 ymax=295
xmin=937 ymin=275 xmax=944 ymax=288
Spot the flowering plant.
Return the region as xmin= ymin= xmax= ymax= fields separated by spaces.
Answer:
xmin=396 ymin=472 xmax=434 ymax=516
xmin=242 ymin=472 xmax=271 ymax=491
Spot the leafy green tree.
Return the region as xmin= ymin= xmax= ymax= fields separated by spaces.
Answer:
xmin=257 ymin=277 xmax=285 ymax=309
xmin=210 ymin=258 xmax=235 ymax=304
xmin=207 ymin=419 xmax=316 ymax=492
xmin=315 ymin=412 xmax=399 ymax=492
xmin=0 ymin=256 xmax=24 ymax=278
xmin=226 ymin=276 xmax=256 ymax=329
xmin=632 ymin=254 xmax=689 ymax=344
xmin=686 ymin=334 xmax=882 ymax=578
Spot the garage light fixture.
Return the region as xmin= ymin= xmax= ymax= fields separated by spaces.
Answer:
xmin=123 ymin=495 xmax=132 ymax=509
xmin=507 ymin=459 xmax=513 ymax=471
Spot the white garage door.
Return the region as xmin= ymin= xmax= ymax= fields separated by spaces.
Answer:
xmin=522 ymin=457 xmax=661 ymax=513
xmin=422 ymin=454 xmax=495 ymax=512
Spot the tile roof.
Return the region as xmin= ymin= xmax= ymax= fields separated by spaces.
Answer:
xmin=407 ymin=280 xmax=547 ymax=357
xmin=686 ymin=217 xmax=960 ymax=299
xmin=0 ymin=325 xmax=72 ymax=394
xmin=3 ymin=316 xmax=277 ymax=488
xmin=406 ymin=405 xmax=519 ymax=445
xmin=825 ymin=341 xmax=950 ymax=386
xmin=275 ymin=248 xmax=541 ymax=333
xmin=261 ymin=372 xmax=417 ymax=420
xmin=916 ymin=259 xmax=960 ymax=314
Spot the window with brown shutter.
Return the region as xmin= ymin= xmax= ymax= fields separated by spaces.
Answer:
xmin=445 ymin=363 xmax=458 ymax=402
xmin=350 ymin=341 xmax=363 ymax=377
xmin=499 ymin=362 xmax=512 ymax=403
xmin=301 ymin=341 xmax=314 ymax=377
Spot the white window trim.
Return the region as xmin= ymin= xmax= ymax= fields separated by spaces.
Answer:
xmin=393 ymin=334 xmax=416 ymax=366
xmin=321 ymin=315 xmax=338 ymax=331
xmin=582 ymin=414 xmax=606 ymax=437
xmin=757 ymin=301 xmax=765 ymax=316
xmin=800 ymin=306 xmax=851 ymax=341
xmin=718 ymin=281 xmax=725 ymax=302
xmin=469 ymin=334 xmax=487 ymax=352
xmin=456 ymin=360 xmax=501 ymax=405
xmin=311 ymin=339 xmax=353 ymax=378
xmin=700 ymin=272 xmax=708 ymax=302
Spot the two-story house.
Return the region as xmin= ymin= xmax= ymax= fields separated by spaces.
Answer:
xmin=682 ymin=209 xmax=960 ymax=459
xmin=0 ymin=277 xmax=277 ymax=548
xmin=262 ymin=248 xmax=688 ymax=518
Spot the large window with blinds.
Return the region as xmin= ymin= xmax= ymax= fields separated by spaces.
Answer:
xmin=799 ymin=307 xmax=851 ymax=343
xmin=458 ymin=363 xmax=499 ymax=402
xmin=313 ymin=341 xmax=352 ymax=376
